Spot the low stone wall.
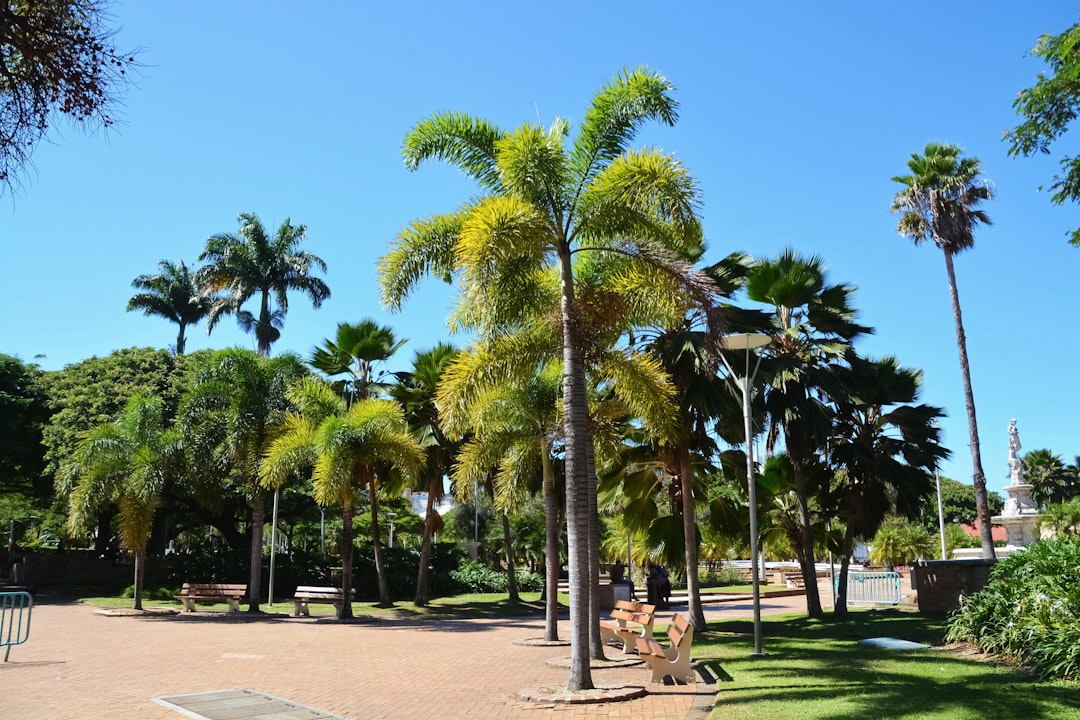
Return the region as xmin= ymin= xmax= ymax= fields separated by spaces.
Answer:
xmin=912 ymin=558 xmax=996 ymax=614
xmin=15 ymin=550 xmax=131 ymax=587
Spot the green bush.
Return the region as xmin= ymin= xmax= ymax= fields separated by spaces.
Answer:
xmin=946 ymin=538 xmax=1080 ymax=681
xmin=700 ymin=566 xmax=750 ymax=587
xmin=449 ymin=560 xmax=542 ymax=593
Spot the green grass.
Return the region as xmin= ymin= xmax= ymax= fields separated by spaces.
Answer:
xmin=691 ymin=609 xmax=1079 ymax=720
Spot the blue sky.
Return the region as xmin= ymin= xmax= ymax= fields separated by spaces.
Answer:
xmin=2 ymin=2 xmax=1078 ymax=495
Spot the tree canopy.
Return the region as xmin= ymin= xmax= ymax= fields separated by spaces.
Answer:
xmin=1006 ymin=16 xmax=1080 ymax=245
xmin=0 ymin=0 xmax=137 ymax=194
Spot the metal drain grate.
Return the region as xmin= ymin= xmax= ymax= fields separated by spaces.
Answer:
xmin=154 ymin=688 xmax=347 ymax=720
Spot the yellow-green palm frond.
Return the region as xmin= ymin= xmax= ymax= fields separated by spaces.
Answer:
xmin=117 ymin=494 xmax=158 ymax=554
xmin=492 ymin=442 xmax=540 ymax=511
xmin=403 ymin=111 xmax=504 ymax=191
xmin=261 ymin=413 xmax=319 ymax=489
xmin=436 ymin=327 xmax=557 ymax=434
xmin=570 ymin=66 xmax=679 ymax=182
xmin=494 ymin=123 xmax=569 ymax=209
xmin=285 ymin=377 xmax=345 ymax=426
xmin=452 ymin=435 xmax=511 ymax=500
xmin=595 ymin=350 xmax=679 ymax=443
xmin=448 ymin=263 xmax=559 ymax=335
xmin=379 ymin=210 xmax=466 ymax=312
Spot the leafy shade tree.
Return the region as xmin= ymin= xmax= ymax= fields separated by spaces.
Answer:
xmin=0 ymin=0 xmax=137 ymax=193
xmin=126 ymin=260 xmax=212 ymax=355
xmin=920 ymin=475 xmax=1004 ymax=527
xmin=829 ymin=353 xmax=948 ymax=615
xmin=0 ymin=355 xmax=51 ymax=501
xmin=62 ymin=395 xmax=177 ymax=610
xmin=199 ymin=212 xmax=330 ymax=356
xmin=1024 ymin=449 xmax=1080 ymax=507
xmin=389 ymin=343 xmax=460 ymax=607
xmin=310 ymin=320 xmax=405 ymax=403
xmin=747 ymin=249 xmax=871 ymax=618
xmin=891 ymin=142 xmax=995 ymax=559
xmin=179 ymin=348 xmax=307 ymax=611
xmin=1006 ymin=18 xmax=1080 ymax=245
xmin=380 ymin=67 xmax=713 ymax=691
xmin=262 ymin=377 xmax=425 ymax=615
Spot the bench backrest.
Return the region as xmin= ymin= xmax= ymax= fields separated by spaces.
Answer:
xmin=667 ymin=613 xmax=693 ymax=648
xmin=614 ymin=600 xmax=656 ymax=615
xmin=294 ymin=586 xmax=355 ymax=597
xmin=180 ymin=583 xmax=247 ymax=595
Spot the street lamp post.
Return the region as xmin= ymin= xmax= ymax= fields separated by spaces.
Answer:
xmin=719 ymin=332 xmax=771 ymax=658
xmin=936 ymin=470 xmax=947 ymax=560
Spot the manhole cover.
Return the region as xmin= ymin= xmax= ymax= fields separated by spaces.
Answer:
xmin=154 ymin=689 xmax=346 ymax=719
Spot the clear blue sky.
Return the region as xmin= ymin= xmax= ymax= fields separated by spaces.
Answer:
xmin=2 ymin=1 xmax=1078 ymax=496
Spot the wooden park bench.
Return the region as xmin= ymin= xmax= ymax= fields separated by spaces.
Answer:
xmin=780 ymin=572 xmax=805 ymax=589
xmin=290 ymin=586 xmax=355 ymax=617
xmin=636 ymin=612 xmax=696 ymax=683
xmin=599 ymin=600 xmax=656 ymax=654
xmin=175 ymin=583 xmax=247 ymax=613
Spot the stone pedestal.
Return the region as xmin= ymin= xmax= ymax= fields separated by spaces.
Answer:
xmin=991 ymin=482 xmax=1040 ymax=552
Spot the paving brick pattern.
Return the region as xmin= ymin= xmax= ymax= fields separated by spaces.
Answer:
xmin=0 ymin=582 xmax=853 ymax=720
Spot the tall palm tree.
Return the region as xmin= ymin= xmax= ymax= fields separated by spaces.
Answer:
xmin=310 ymin=320 xmax=405 ymax=403
xmin=178 ymin=348 xmax=308 ymax=612
xmin=379 ymin=67 xmax=714 ymax=690
xmin=199 ymin=212 xmax=330 ymax=357
xmin=263 ymin=377 xmax=425 ymax=615
xmin=442 ymin=359 xmax=564 ymax=638
xmin=62 ymin=395 xmax=178 ymax=610
xmin=1024 ymin=449 xmax=1078 ymax=508
xmin=891 ymin=142 xmax=995 ymax=558
xmin=828 ymin=353 xmax=948 ymax=616
xmin=746 ymin=249 xmax=871 ymax=618
xmin=389 ymin=343 xmax=461 ymax=606
xmin=126 ymin=259 xmax=212 ymax=355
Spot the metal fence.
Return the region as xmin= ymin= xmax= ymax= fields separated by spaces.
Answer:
xmin=837 ymin=571 xmax=901 ymax=605
xmin=1 ymin=591 xmax=33 ymax=661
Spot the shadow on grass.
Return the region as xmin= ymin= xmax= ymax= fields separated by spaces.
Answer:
xmin=694 ymin=609 xmax=1079 ymax=720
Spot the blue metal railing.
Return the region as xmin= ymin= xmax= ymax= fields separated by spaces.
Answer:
xmin=837 ymin=572 xmax=901 ymax=605
xmin=1 ymin=591 xmax=33 ymax=661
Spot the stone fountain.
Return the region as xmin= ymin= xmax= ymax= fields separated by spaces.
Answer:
xmin=991 ymin=419 xmax=1041 ymax=552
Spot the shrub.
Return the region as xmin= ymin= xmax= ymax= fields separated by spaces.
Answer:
xmin=700 ymin=566 xmax=750 ymax=587
xmin=449 ymin=560 xmax=542 ymax=594
xmin=946 ymin=538 xmax=1080 ymax=680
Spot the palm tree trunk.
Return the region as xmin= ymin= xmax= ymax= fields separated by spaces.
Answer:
xmin=833 ymin=526 xmax=855 ymax=617
xmin=790 ymin=456 xmax=823 ymax=619
xmin=680 ymin=447 xmax=706 ymax=630
xmin=133 ymin=547 xmax=146 ymax=611
xmin=368 ymin=475 xmax=391 ymax=605
xmin=175 ymin=324 xmax=187 ymax=356
xmin=257 ymin=291 xmax=273 ymax=357
xmin=541 ymin=443 xmax=561 ymax=642
xmin=339 ymin=502 xmax=355 ymax=619
xmin=943 ymin=250 xmax=996 ymax=559
xmin=558 ymin=247 xmax=594 ymax=692
xmin=247 ymin=492 xmax=265 ymax=612
xmin=501 ymin=510 xmax=519 ymax=602
xmin=584 ymin=433 xmax=605 ymax=660
xmin=414 ymin=484 xmax=438 ymax=607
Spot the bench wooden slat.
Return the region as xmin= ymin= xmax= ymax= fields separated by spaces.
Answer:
xmin=175 ymin=583 xmax=247 ymax=613
xmin=637 ymin=612 xmax=695 ymax=683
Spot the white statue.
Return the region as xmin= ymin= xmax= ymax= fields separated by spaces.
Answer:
xmin=1007 ymin=419 xmax=1025 ymax=486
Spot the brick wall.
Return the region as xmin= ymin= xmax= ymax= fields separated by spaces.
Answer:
xmin=912 ymin=558 xmax=996 ymax=614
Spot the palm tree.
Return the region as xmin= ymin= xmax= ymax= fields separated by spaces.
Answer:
xmin=442 ymin=359 xmax=564 ymax=638
xmin=379 ymin=67 xmax=714 ymax=690
xmin=828 ymin=353 xmax=948 ymax=616
xmin=310 ymin=320 xmax=405 ymax=403
xmin=389 ymin=343 xmax=461 ymax=606
xmin=263 ymin=377 xmax=425 ymax=615
xmin=746 ymin=249 xmax=871 ymax=618
xmin=1024 ymin=449 xmax=1078 ymax=508
xmin=62 ymin=395 xmax=178 ymax=610
xmin=199 ymin=212 xmax=330 ymax=356
xmin=178 ymin=348 xmax=308 ymax=612
xmin=126 ymin=259 xmax=212 ymax=355
xmin=891 ymin=142 xmax=995 ymax=558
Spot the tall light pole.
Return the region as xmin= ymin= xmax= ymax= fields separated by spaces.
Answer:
xmin=936 ymin=470 xmax=947 ymax=560
xmin=719 ymin=332 xmax=770 ymax=657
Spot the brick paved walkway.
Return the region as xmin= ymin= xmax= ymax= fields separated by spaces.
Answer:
xmin=0 ymin=583 xmax=851 ymax=720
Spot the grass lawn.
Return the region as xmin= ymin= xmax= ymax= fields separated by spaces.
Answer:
xmin=691 ymin=609 xmax=1079 ymax=720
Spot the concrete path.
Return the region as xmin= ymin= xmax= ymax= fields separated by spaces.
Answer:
xmin=0 ymin=583 xmax=847 ymax=720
